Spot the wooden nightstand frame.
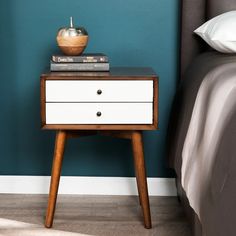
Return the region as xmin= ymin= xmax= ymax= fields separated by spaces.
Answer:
xmin=41 ymin=76 xmax=158 ymax=130
xmin=41 ymin=67 xmax=158 ymax=229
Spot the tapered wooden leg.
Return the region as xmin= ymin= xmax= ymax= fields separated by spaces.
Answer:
xmin=45 ymin=130 xmax=67 ymax=228
xmin=134 ymin=163 xmax=142 ymax=206
xmin=131 ymin=131 xmax=152 ymax=229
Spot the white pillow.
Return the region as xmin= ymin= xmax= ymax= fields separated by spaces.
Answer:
xmin=194 ymin=11 xmax=236 ymax=53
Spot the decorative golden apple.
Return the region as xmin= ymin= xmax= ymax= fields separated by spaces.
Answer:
xmin=56 ymin=17 xmax=88 ymax=56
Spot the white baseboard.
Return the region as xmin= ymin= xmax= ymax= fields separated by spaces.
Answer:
xmin=0 ymin=176 xmax=177 ymax=196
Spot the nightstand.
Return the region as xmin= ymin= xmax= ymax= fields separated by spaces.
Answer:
xmin=40 ymin=67 xmax=158 ymax=229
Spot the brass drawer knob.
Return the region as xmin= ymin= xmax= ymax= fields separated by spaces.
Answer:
xmin=96 ymin=111 xmax=102 ymax=117
xmin=97 ymin=89 xmax=102 ymax=95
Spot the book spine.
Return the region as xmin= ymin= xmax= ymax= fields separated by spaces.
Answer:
xmin=50 ymin=63 xmax=110 ymax=72
xmin=52 ymin=55 xmax=109 ymax=63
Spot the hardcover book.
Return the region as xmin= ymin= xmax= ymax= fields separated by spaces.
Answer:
xmin=50 ymin=61 xmax=110 ymax=72
xmin=52 ymin=53 xmax=109 ymax=63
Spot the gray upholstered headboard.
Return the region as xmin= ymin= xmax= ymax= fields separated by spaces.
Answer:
xmin=180 ymin=0 xmax=236 ymax=79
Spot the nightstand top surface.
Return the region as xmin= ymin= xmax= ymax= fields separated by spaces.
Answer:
xmin=41 ymin=67 xmax=157 ymax=78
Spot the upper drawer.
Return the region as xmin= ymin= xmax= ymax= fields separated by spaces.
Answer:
xmin=45 ymin=80 xmax=153 ymax=102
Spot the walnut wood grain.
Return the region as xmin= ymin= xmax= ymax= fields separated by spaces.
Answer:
xmin=44 ymin=130 xmax=152 ymax=228
xmin=131 ymin=131 xmax=152 ymax=229
xmin=41 ymin=67 xmax=157 ymax=78
xmin=40 ymin=67 xmax=158 ymax=130
xmin=153 ymin=77 xmax=159 ymax=129
xmin=42 ymin=124 xmax=157 ymax=131
xmin=45 ymin=130 xmax=67 ymax=228
xmin=41 ymin=67 xmax=157 ymax=229
xmin=40 ymin=78 xmax=46 ymax=126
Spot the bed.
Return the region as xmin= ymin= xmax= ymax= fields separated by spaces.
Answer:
xmin=167 ymin=1 xmax=236 ymax=236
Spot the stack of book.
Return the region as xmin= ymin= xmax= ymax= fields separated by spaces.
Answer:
xmin=50 ymin=53 xmax=109 ymax=72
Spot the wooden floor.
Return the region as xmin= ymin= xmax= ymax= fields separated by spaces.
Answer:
xmin=0 ymin=195 xmax=191 ymax=236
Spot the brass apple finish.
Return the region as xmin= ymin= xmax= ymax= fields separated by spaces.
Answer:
xmin=56 ymin=17 xmax=88 ymax=56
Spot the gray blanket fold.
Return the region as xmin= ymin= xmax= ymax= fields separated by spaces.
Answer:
xmin=167 ymin=51 xmax=236 ymax=236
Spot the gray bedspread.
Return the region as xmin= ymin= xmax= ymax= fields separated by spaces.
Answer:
xmin=167 ymin=51 xmax=236 ymax=236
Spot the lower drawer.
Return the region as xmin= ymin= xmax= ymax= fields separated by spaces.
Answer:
xmin=46 ymin=103 xmax=153 ymax=124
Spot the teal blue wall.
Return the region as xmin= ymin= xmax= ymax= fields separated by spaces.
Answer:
xmin=0 ymin=0 xmax=179 ymax=177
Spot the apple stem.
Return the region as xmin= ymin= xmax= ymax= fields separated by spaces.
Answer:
xmin=70 ymin=17 xmax=73 ymax=28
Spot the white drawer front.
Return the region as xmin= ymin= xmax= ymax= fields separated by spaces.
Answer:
xmin=46 ymin=80 xmax=153 ymax=102
xmin=46 ymin=103 xmax=153 ymax=124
